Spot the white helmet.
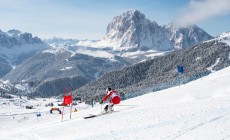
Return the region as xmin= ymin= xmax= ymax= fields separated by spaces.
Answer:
xmin=106 ymin=87 xmax=111 ymax=93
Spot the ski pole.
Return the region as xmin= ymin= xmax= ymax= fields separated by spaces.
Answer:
xmin=101 ymin=104 xmax=102 ymax=113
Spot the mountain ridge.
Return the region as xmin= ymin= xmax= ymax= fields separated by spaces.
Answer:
xmin=76 ymin=10 xmax=213 ymax=52
xmin=0 ymin=29 xmax=49 ymax=77
xmin=0 ymin=10 xmax=222 ymax=98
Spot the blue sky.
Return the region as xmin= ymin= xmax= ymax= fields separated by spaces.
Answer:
xmin=0 ymin=0 xmax=229 ymax=40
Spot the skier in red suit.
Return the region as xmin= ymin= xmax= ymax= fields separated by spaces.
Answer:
xmin=100 ymin=87 xmax=121 ymax=112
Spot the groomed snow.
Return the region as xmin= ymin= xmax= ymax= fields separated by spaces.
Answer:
xmin=1 ymin=66 xmax=230 ymax=140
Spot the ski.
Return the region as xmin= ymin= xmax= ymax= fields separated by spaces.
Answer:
xmin=83 ymin=114 xmax=97 ymax=119
xmin=83 ymin=111 xmax=118 ymax=119
xmin=83 ymin=113 xmax=105 ymax=119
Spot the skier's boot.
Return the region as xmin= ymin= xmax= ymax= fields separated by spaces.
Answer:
xmin=109 ymin=104 xmax=114 ymax=112
xmin=104 ymin=105 xmax=108 ymax=113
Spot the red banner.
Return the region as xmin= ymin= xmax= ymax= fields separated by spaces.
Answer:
xmin=63 ymin=95 xmax=72 ymax=105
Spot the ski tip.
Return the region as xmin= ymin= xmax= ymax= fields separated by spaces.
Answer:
xmin=83 ymin=115 xmax=97 ymax=119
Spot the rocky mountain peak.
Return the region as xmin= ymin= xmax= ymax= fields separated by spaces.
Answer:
xmin=100 ymin=10 xmax=214 ymax=52
xmin=0 ymin=30 xmax=43 ymax=48
xmin=103 ymin=10 xmax=171 ymax=51
xmin=121 ymin=9 xmax=145 ymax=21
xmin=164 ymin=23 xmax=213 ymax=49
xmin=104 ymin=9 xmax=148 ymax=40
xmin=8 ymin=29 xmax=22 ymax=37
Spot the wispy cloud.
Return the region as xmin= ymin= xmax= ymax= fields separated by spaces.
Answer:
xmin=174 ymin=0 xmax=230 ymax=26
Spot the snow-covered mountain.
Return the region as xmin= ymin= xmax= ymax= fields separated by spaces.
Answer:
xmin=101 ymin=10 xmax=173 ymax=51
xmin=0 ymin=29 xmax=48 ymax=57
xmin=0 ymin=10 xmax=224 ymax=98
xmin=2 ymin=48 xmax=130 ymax=97
xmin=164 ymin=23 xmax=214 ymax=49
xmin=44 ymin=37 xmax=79 ymax=48
xmin=4 ymin=30 xmax=229 ymax=98
xmin=212 ymin=31 xmax=230 ymax=45
xmin=0 ymin=29 xmax=49 ymax=77
xmin=0 ymin=29 xmax=43 ymax=48
xmin=44 ymin=10 xmax=213 ymax=61
xmin=77 ymin=10 xmax=213 ymax=52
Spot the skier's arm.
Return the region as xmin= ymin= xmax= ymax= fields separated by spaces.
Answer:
xmin=102 ymin=92 xmax=112 ymax=102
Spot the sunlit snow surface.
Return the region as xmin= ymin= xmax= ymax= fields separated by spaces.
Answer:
xmin=1 ymin=66 xmax=230 ymax=140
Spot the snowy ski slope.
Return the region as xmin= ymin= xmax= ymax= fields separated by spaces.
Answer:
xmin=1 ymin=66 xmax=230 ymax=140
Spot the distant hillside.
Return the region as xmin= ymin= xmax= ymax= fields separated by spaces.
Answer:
xmin=75 ymin=40 xmax=230 ymax=102
xmin=0 ymin=29 xmax=49 ymax=77
xmin=3 ymin=50 xmax=129 ymax=97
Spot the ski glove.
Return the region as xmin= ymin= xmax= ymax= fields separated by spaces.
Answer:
xmin=99 ymin=100 xmax=103 ymax=104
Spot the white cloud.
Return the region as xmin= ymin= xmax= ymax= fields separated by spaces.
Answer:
xmin=174 ymin=0 xmax=230 ymax=26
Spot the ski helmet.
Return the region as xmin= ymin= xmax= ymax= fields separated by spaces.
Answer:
xmin=106 ymin=87 xmax=111 ymax=93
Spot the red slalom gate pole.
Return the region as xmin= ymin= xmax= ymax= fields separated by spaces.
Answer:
xmin=61 ymin=87 xmax=66 ymax=121
xmin=70 ymin=87 xmax=73 ymax=119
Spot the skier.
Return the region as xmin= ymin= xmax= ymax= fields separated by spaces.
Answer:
xmin=99 ymin=87 xmax=121 ymax=112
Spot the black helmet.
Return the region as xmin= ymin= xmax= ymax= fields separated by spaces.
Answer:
xmin=106 ymin=87 xmax=111 ymax=93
